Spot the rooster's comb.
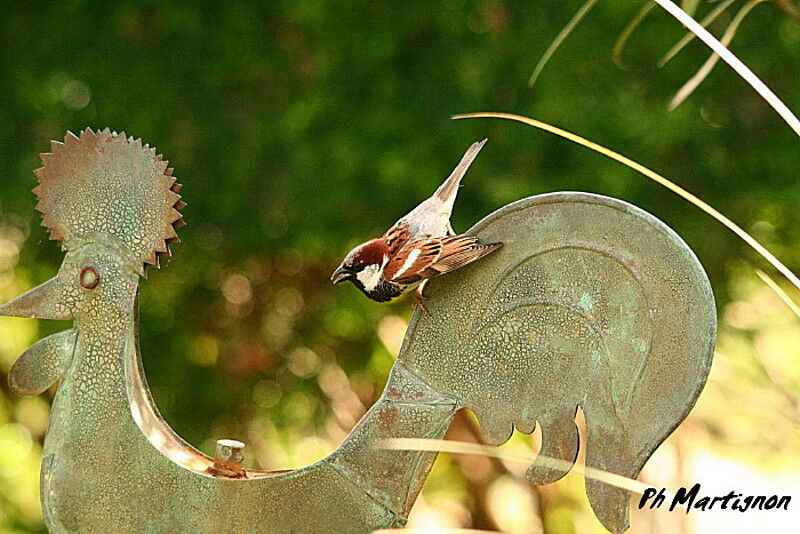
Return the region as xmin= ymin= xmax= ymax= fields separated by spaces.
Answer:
xmin=33 ymin=128 xmax=185 ymax=275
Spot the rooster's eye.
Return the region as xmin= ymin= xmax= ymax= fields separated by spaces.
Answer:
xmin=79 ymin=266 xmax=100 ymax=290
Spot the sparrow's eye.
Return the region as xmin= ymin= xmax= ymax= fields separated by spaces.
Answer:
xmin=79 ymin=265 xmax=101 ymax=290
xmin=350 ymin=263 xmax=366 ymax=273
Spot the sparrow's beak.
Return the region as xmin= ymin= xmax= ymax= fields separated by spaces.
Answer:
xmin=330 ymin=266 xmax=351 ymax=285
xmin=0 ymin=276 xmax=73 ymax=320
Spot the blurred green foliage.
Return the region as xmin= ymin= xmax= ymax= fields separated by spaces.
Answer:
xmin=0 ymin=1 xmax=799 ymax=532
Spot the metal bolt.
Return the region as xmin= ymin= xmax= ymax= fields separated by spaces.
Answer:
xmin=214 ymin=439 xmax=245 ymax=474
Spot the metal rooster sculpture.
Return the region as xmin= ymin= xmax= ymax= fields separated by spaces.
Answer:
xmin=0 ymin=129 xmax=715 ymax=533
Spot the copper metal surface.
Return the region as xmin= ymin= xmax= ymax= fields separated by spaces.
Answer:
xmin=0 ymin=131 xmax=715 ymax=533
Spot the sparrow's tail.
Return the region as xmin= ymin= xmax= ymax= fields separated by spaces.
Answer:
xmin=434 ymin=138 xmax=488 ymax=211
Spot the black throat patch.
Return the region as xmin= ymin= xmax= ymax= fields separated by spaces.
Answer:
xmin=351 ymin=278 xmax=404 ymax=302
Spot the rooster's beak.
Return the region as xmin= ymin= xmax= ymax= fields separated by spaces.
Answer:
xmin=0 ymin=276 xmax=72 ymax=320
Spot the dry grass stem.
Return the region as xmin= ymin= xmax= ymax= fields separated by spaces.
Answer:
xmin=652 ymin=0 xmax=800 ymax=136
xmin=528 ymin=0 xmax=600 ymax=87
xmin=378 ymin=437 xmax=669 ymax=499
xmin=755 ymin=268 xmax=800 ymax=319
xmin=669 ymin=0 xmax=767 ymax=109
xmin=613 ymin=3 xmax=657 ymax=69
xmin=452 ymin=112 xmax=800 ymax=294
xmin=658 ymin=0 xmax=740 ymax=68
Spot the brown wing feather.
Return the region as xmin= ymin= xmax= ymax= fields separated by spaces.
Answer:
xmin=383 ymin=224 xmax=411 ymax=257
xmin=426 ymin=236 xmax=502 ymax=276
xmin=385 ymin=235 xmax=501 ymax=284
xmin=384 ymin=239 xmax=442 ymax=284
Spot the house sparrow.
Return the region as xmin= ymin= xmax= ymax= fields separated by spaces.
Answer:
xmin=331 ymin=139 xmax=502 ymax=312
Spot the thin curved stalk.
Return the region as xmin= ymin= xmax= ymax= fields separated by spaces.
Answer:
xmin=613 ymin=3 xmax=657 ymax=69
xmin=651 ymin=0 xmax=800 ymax=137
xmin=682 ymin=0 xmax=701 ymax=16
xmin=380 ymin=438 xmax=669 ymax=498
xmin=669 ymin=0 xmax=767 ymax=110
xmin=774 ymin=0 xmax=800 ymax=20
xmin=528 ymin=0 xmax=600 ymax=87
xmin=755 ymin=268 xmax=800 ymax=319
xmin=658 ymin=0 xmax=740 ymax=68
xmin=452 ymin=112 xmax=800 ymax=293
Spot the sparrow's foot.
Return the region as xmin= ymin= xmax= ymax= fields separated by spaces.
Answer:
xmin=413 ymin=286 xmax=430 ymax=316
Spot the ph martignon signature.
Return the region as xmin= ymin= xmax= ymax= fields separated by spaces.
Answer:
xmin=639 ymin=484 xmax=791 ymax=513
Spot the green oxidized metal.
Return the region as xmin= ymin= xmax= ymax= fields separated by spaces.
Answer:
xmin=0 ymin=130 xmax=716 ymax=533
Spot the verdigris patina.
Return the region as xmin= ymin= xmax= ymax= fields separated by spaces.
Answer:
xmin=0 ymin=129 xmax=715 ymax=533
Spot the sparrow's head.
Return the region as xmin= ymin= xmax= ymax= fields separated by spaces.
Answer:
xmin=331 ymin=238 xmax=389 ymax=291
